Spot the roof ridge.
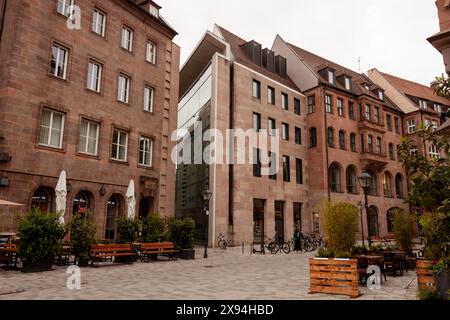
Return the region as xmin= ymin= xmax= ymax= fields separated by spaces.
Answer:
xmin=380 ymin=71 xmax=433 ymax=90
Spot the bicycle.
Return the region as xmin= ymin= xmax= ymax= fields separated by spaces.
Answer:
xmin=268 ymin=238 xmax=291 ymax=254
xmin=217 ymin=233 xmax=228 ymax=250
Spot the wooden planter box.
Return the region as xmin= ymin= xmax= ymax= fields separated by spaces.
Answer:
xmin=416 ymin=260 xmax=436 ymax=291
xmin=309 ymin=258 xmax=362 ymax=298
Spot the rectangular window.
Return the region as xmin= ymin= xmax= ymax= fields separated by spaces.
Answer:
xmin=39 ymin=109 xmax=65 ymax=149
xmin=296 ymin=159 xmax=303 ymax=185
xmin=87 ymin=60 xmax=102 ymax=92
xmin=57 ymin=0 xmax=74 ymax=17
xmin=365 ymin=105 xmax=371 ymax=121
xmin=350 ymin=135 xmax=356 ymax=152
xmin=139 ymin=136 xmax=154 ymax=166
xmin=282 ymin=123 xmax=289 ymax=141
xmin=294 ymin=98 xmax=301 ymax=115
xmin=407 ymin=120 xmax=416 ymax=134
xmin=328 ymin=70 xmax=335 ymax=84
xmin=361 ymin=134 xmax=365 ymax=153
xmin=50 ymin=43 xmax=69 ymax=79
xmin=307 ymin=95 xmax=315 ymax=114
xmin=345 ymin=77 xmax=351 ymax=90
xmin=295 ymin=127 xmax=302 ymax=145
xmin=79 ymin=119 xmax=99 ymax=156
xmin=253 ymin=149 xmax=262 ymax=177
xmin=325 ymin=95 xmax=332 ymax=113
xmin=389 ymin=144 xmax=395 ymax=160
xmin=111 ymin=129 xmax=128 ymax=162
xmin=348 ymin=102 xmax=355 ymax=120
xmin=144 ymin=85 xmax=155 ymax=112
xmin=117 ymin=74 xmax=131 ymax=103
xmin=267 ymin=87 xmax=275 ymax=105
xmin=121 ymin=26 xmax=133 ymax=51
xmin=269 ymin=152 xmax=277 ymax=180
xmin=146 ymin=41 xmax=157 ymax=64
xmin=252 ymin=80 xmax=261 ymax=99
xmin=268 ymin=118 xmax=276 ymax=136
xmin=386 ymin=114 xmax=392 ymax=131
xmin=92 ymin=8 xmax=106 ymax=37
xmin=337 ymin=99 xmax=344 ymax=117
xmin=374 ymin=107 xmax=380 ymax=124
xmin=253 ymin=113 xmax=261 ymax=131
xmin=368 ymin=136 xmax=373 ymax=153
xmin=419 ymin=100 xmax=428 ymax=110
xmin=429 ymin=144 xmax=440 ymax=159
xmin=378 ymin=91 xmax=384 ymax=100
xmin=282 ymin=93 xmax=289 ymax=110
xmin=376 ymin=138 xmax=382 ymax=154
xmin=283 ymin=156 xmax=290 ymax=182
xmin=434 ymin=104 xmax=442 ymax=113
xmin=394 ymin=117 xmax=400 ymax=134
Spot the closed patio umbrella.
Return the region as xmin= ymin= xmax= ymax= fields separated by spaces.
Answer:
xmin=126 ymin=180 xmax=136 ymax=219
xmin=55 ymin=170 xmax=67 ymax=225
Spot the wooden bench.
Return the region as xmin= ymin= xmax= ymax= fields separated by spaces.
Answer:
xmin=0 ymin=243 xmax=18 ymax=269
xmin=140 ymin=242 xmax=179 ymax=262
xmin=90 ymin=244 xmax=136 ymax=267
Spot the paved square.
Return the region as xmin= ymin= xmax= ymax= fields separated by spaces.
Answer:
xmin=0 ymin=247 xmax=418 ymax=300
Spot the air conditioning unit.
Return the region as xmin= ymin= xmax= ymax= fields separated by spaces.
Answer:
xmin=0 ymin=177 xmax=10 ymax=187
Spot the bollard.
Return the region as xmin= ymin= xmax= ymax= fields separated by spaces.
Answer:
xmin=242 ymin=242 xmax=244 ymax=255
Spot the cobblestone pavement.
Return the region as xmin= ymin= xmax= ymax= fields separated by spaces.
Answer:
xmin=0 ymin=246 xmax=418 ymax=300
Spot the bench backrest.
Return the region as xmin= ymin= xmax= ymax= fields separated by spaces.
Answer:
xmin=0 ymin=244 xmax=17 ymax=250
xmin=141 ymin=242 xmax=176 ymax=250
xmin=91 ymin=244 xmax=132 ymax=253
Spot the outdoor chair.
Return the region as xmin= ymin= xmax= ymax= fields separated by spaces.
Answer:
xmin=357 ymin=257 xmax=369 ymax=285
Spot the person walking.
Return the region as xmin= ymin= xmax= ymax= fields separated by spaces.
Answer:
xmin=293 ymin=226 xmax=302 ymax=253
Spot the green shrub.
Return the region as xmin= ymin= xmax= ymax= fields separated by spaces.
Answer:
xmin=169 ymin=217 xmax=196 ymax=249
xmin=17 ymin=208 xmax=66 ymax=264
xmin=420 ymin=211 xmax=450 ymax=260
xmin=317 ymin=248 xmax=334 ymax=258
xmin=351 ymin=245 xmax=368 ymax=256
xmin=392 ymin=209 xmax=416 ymax=251
xmin=116 ymin=217 xmax=140 ymax=244
xmin=141 ymin=214 xmax=169 ymax=242
xmin=319 ymin=201 xmax=358 ymax=253
xmin=418 ymin=288 xmax=441 ymax=300
xmin=335 ymin=251 xmax=352 ymax=259
xmin=68 ymin=213 xmax=96 ymax=261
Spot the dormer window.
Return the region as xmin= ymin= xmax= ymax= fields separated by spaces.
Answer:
xmin=328 ymin=70 xmax=335 ymax=84
xmin=419 ymin=99 xmax=428 ymax=110
xmin=149 ymin=4 xmax=159 ymax=17
xmin=378 ymin=91 xmax=384 ymax=101
xmin=344 ymin=77 xmax=351 ymax=90
xmin=433 ymin=103 xmax=442 ymax=113
xmin=363 ymin=83 xmax=371 ymax=91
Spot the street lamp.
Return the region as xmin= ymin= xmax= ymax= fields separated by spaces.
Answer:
xmin=202 ymin=187 xmax=212 ymax=259
xmin=358 ymin=171 xmax=371 ymax=247
xmin=357 ymin=201 xmax=365 ymax=247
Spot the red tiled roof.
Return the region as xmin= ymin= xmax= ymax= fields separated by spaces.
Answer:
xmin=216 ymin=26 xmax=300 ymax=91
xmin=380 ymin=72 xmax=450 ymax=107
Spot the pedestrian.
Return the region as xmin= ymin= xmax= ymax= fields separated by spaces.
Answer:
xmin=293 ymin=226 xmax=302 ymax=253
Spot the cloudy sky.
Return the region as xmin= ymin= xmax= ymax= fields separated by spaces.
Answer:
xmin=157 ymin=0 xmax=443 ymax=86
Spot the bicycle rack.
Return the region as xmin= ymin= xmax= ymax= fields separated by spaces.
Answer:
xmin=251 ymin=242 xmax=265 ymax=255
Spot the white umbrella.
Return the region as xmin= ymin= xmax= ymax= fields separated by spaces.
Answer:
xmin=126 ymin=180 xmax=136 ymax=219
xmin=0 ymin=199 xmax=23 ymax=206
xmin=55 ymin=170 xmax=67 ymax=225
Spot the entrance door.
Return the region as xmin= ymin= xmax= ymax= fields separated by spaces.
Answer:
xmin=293 ymin=203 xmax=302 ymax=232
xmin=368 ymin=206 xmax=379 ymax=237
xmin=253 ymin=199 xmax=265 ymax=244
xmin=274 ymin=201 xmax=285 ymax=242
xmin=139 ymin=197 xmax=154 ymax=219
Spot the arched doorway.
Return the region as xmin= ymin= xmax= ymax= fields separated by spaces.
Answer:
xmin=72 ymin=190 xmax=94 ymax=216
xmin=386 ymin=208 xmax=400 ymax=233
xmin=367 ymin=205 xmax=379 ymax=237
xmin=31 ymin=187 xmax=55 ymax=213
xmin=138 ymin=197 xmax=154 ymax=219
xmin=105 ymin=194 xmax=124 ymax=240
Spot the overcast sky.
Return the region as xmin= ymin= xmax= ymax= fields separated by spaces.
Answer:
xmin=158 ymin=0 xmax=444 ymax=86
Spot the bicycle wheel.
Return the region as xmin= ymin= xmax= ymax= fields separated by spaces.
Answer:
xmin=282 ymin=242 xmax=291 ymax=254
xmin=268 ymin=242 xmax=279 ymax=254
xmin=305 ymin=239 xmax=314 ymax=252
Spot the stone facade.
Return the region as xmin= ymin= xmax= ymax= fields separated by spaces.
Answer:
xmin=0 ymin=0 xmax=179 ymax=238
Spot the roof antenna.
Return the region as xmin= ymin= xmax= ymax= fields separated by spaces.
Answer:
xmin=358 ymin=57 xmax=361 ymax=74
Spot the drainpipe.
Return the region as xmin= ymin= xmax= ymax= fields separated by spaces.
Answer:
xmin=0 ymin=0 xmax=7 ymax=45
xmin=228 ymin=63 xmax=235 ymax=229
xmin=322 ymin=85 xmax=331 ymax=201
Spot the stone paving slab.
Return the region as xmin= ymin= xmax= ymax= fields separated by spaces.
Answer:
xmin=0 ymin=247 xmax=418 ymax=300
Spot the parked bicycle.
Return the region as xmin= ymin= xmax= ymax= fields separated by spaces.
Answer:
xmin=217 ymin=233 xmax=228 ymax=250
xmin=268 ymin=238 xmax=291 ymax=254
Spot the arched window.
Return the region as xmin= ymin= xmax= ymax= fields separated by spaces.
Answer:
xmin=366 ymin=170 xmax=377 ymax=196
xmin=346 ymin=166 xmax=357 ymax=194
xmin=31 ymin=187 xmax=54 ymax=213
xmin=350 ymin=133 xmax=357 ymax=152
xmin=72 ymin=191 xmax=94 ymax=215
xmin=309 ymin=128 xmax=317 ymax=147
xmin=368 ymin=135 xmax=373 ymax=153
xmin=389 ymin=143 xmax=395 ymax=160
xmin=383 ymin=172 xmax=393 ymax=198
xmin=395 ymin=174 xmax=404 ymax=199
xmin=386 ymin=208 xmax=400 ymax=233
xmin=339 ymin=130 xmax=345 ymax=150
xmin=368 ymin=206 xmax=379 ymax=237
xmin=105 ymin=194 xmax=124 ymax=240
xmin=329 ymin=163 xmax=341 ymax=193
xmin=327 ymin=128 xmax=335 ymax=147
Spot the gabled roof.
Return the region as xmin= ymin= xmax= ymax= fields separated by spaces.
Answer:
xmin=215 ymin=26 xmax=300 ymax=91
xmin=285 ymin=42 xmax=382 ymax=100
xmin=127 ymin=0 xmax=177 ymax=37
xmin=379 ymin=72 xmax=450 ymax=107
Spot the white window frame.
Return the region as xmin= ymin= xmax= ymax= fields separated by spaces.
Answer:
xmin=337 ymin=99 xmax=344 ymax=117
xmin=92 ymin=8 xmax=107 ymax=37
xmin=87 ymin=60 xmax=102 ymax=92
xmin=39 ymin=109 xmax=65 ymax=149
xmin=252 ymin=80 xmax=261 ymax=99
xmin=433 ymin=104 xmax=442 ymax=113
xmin=111 ymin=129 xmax=129 ymax=162
xmin=118 ymin=74 xmax=131 ymax=103
xmin=253 ymin=113 xmax=261 ymax=131
xmin=407 ymin=120 xmax=416 ymax=134
xmin=149 ymin=5 xmax=159 ymax=18
xmin=328 ymin=70 xmax=335 ymax=84
xmin=57 ymin=0 xmax=74 ymax=17
xmin=121 ymin=26 xmax=133 ymax=52
xmin=325 ymin=95 xmax=332 ymax=113
xmin=429 ymin=144 xmax=440 ymax=159
xmin=268 ymin=87 xmax=275 ymax=105
xmin=378 ymin=91 xmax=384 ymax=100
xmin=144 ymin=85 xmax=155 ymax=112
xmin=50 ymin=43 xmax=69 ymax=79
xmin=365 ymin=105 xmax=371 ymax=121
xmin=281 ymin=93 xmax=288 ymax=110
xmin=79 ymin=119 xmax=99 ymax=156
xmin=345 ymin=77 xmax=351 ymax=90
xmin=146 ymin=41 xmax=157 ymax=64
xmin=268 ymin=118 xmax=276 ymax=136
xmin=139 ymin=136 xmax=154 ymax=167
xmin=282 ymin=123 xmax=289 ymax=141
xmin=419 ymin=100 xmax=428 ymax=110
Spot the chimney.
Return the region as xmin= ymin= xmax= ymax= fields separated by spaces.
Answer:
xmin=262 ymin=48 xmax=275 ymax=72
xmin=240 ymin=41 xmax=262 ymax=66
xmin=275 ymin=55 xmax=287 ymax=79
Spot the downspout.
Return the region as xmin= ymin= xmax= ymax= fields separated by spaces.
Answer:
xmin=228 ymin=63 xmax=235 ymax=230
xmin=0 ymin=0 xmax=7 ymax=46
xmin=322 ymin=85 xmax=331 ymax=201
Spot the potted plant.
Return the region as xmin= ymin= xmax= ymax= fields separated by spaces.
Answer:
xmin=68 ymin=213 xmax=96 ymax=267
xmin=392 ymin=209 xmax=416 ymax=253
xmin=116 ymin=216 xmax=140 ymax=263
xmin=169 ymin=217 xmax=196 ymax=260
xmin=17 ymin=208 xmax=66 ymax=273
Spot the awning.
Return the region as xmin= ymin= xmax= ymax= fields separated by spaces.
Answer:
xmin=0 ymin=199 xmax=23 ymax=206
